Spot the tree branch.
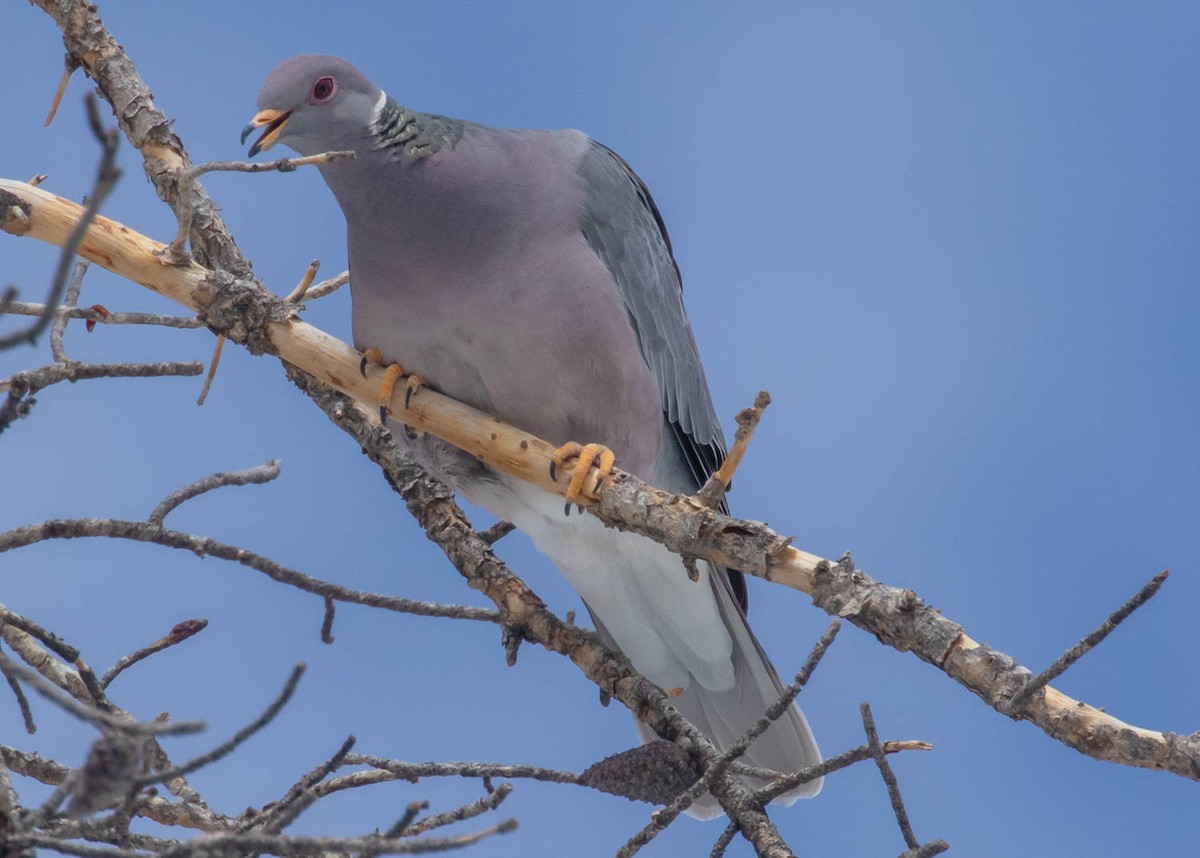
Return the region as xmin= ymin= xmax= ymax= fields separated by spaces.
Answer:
xmin=1 ymin=171 xmax=1194 ymax=785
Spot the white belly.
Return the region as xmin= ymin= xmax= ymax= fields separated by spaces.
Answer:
xmin=468 ymin=476 xmax=735 ymax=692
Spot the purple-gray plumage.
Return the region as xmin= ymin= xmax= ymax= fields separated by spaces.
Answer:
xmin=245 ymin=54 xmax=821 ymax=816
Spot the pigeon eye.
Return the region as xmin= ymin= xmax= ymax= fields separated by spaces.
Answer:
xmin=308 ymin=76 xmax=337 ymax=105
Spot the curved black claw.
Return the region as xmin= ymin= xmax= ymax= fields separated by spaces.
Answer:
xmin=379 ymin=404 xmax=388 ymax=423
xmin=404 ymin=425 xmax=418 ymax=440
xmin=405 ymin=384 xmax=416 ymax=410
xmin=563 ymin=502 xmax=571 ymax=517
xmin=549 ymin=460 xmax=558 ymax=482
xmin=359 ymin=355 xmax=369 ymax=377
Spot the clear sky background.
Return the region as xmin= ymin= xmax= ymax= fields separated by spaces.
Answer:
xmin=2 ymin=3 xmax=1198 ymax=856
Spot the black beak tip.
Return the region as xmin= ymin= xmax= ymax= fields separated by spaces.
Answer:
xmin=240 ymin=122 xmax=255 ymax=147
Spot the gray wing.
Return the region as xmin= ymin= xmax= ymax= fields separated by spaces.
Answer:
xmin=577 ymin=140 xmax=747 ymax=611
xmin=576 ymin=139 xmax=726 ymax=492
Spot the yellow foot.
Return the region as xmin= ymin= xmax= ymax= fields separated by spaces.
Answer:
xmin=549 ymin=441 xmax=615 ymax=515
xmin=359 ymin=347 xmax=423 ymax=423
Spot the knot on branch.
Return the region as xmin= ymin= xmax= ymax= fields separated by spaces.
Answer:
xmin=0 ymin=189 xmax=33 ymax=236
xmin=200 ymin=271 xmax=287 ymax=356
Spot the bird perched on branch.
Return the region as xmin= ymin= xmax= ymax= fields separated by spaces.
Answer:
xmin=244 ymin=55 xmax=821 ymax=815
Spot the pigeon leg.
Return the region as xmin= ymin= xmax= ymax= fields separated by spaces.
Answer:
xmin=359 ymin=347 xmax=423 ymax=422
xmin=549 ymin=442 xmax=616 ymax=515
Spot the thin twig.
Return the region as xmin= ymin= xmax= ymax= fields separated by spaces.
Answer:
xmin=0 ymin=286 xmax=17 ymax=317
xmin=0 ymin=605 xmax=107 ymax=709
xmin=403 ymin=784 xmax=512 ymax=836
xmin=0 ymin=361 xmax=204 ymax=435
xmin=194 ymin=335 xmax=224 ymax=406
xmin=43 ymin=57 xmax=79 ymax=127
xmin=0 ymin=94 xmax=118 ymax=351
xmin=332 ymin=756 xmax=580 ymax=793
xmin=695 ymin=390 xmax=770 ymax=508
xmin=320 ymin=596 xmax=336 ymax=645
xmin=708 ymin=822 xmax=738 ymax=858
xmin=305 ymin=270 xmax=349 ymax=301
xmin=0 ymin=650 xmax=37 ymax=734
xmin=1 ymin=745 xmax=225 ymax=833
xmin=0 ymin=517 xmax=498 ymax=624
xmin=382 ymin=802 xmax=429 ymax=839
xmin=27 ymin=770 xmax=78 ymax=830
xmin=754 ymin=740 xmax=932 ymax=806
xmin=0 ymin=651 xmax=202 ymax=737
xmin=0 ymin=625 xmax=89 ymax=703
xmin=148 ymin=461 xmax=281 ymax=526
xmin=237 ymin=735 xmax=356 ymax=834
xmin=162 ymin=153 xmax=354 ymax=263
xmin=0 ymin=302 xmax=203 ymax=329
xmin=0 ymin=360 xmax=204 ymax=395
xmin=862 ymin=703 xmax=919 ymax=850
xmin=135 ymin=664 xmax=304 ymax=788
xmin=616 ymin=621 xmax=840 ymax=856
xmin=101 ymin=620 xmax=209 ymax=689
xmin=1006 ymin=570 xmax=1170 ymax=712
xmin=477 ymin=521 xmax=515 ymax=545
xmin=49 ymin=260 xmax=88 ymax=363
xmin=285 ymin=260 xmax=320 ymax=303
xmin=0 ymin=759 xmax=28 ymax=858
xmin=0 ymin=605 xmax=81 ymax=663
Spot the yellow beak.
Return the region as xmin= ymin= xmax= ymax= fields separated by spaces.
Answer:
xmin=241 ymin=108 xmax=293 ymax=156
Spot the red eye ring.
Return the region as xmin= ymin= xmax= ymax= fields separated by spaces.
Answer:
xmin=308 ymin=75 xmax=337 ymax=105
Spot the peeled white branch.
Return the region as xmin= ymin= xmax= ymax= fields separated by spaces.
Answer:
xmin=2 ymin=176 xmax=1196 ymax=786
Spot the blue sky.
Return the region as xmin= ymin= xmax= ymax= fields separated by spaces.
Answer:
xmin=2 ymin=3 xmax=1198 ymax=855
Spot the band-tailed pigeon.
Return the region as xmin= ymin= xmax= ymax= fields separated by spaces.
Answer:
xmin=244 ymin=55 xmax=821 ymax=815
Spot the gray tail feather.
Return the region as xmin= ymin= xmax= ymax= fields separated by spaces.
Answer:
xmin=590 ymin=563 xmax=822 ymax=820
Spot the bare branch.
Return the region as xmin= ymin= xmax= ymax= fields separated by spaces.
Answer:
xmin=1 ymin=746 xmax=226 ymax=833
xmin=100 ymin=620 xmax=208 ymax=689
xmin=3 ymin=166 xmax=1193 ymax=775
xmin=0 ymin=95 xmax=119 ymax=352
xmin=305 ymin=270 xmax=349 ymax=302
xmin=161 ymin=153 xmax=354 ymax=264
xmin=193 ymin=335 xmax=224 ymax=406
xmin=0 ymin=651 xmax=202 ymax=737
xmin=320 ymin=596 xmax=336 ymax=645
xmin=476 ymin=521 xmax=515 ymax=545
xmin=696 ymin=389 xmax=770 ymax=508
xmin=134 ymin=664 xmax=304 ymax=787
xmin=0 ymin=516 xmax=497 ymax=624
xmin=237 ymin=735 xmax=356 ymax=834
xmin=382 ymin=802 xmax=428 ymax=839
xmin=0 ymin=608 xmax=110 ymax=720
xmin=148 ymin=461 xmax=281 ymax=526
xmin=48 ymin=260 xmax=88 ymax=363
xmin=43 ymin=55 xmax=79 ymax=127
xmin=333 ymin=756 xmax=581 ymax=793
xmin=285 ymin=259 xmax=320 ymax=304
xmin=1006 ymin=570 xmax=1170 ymax=712
xmin=0 ymin=605 xmax=81 ymax=664
xmin=754 ymin=740 xmax=933 ymax=806
xmin=403 ymin=784 xmax=512 ymax=837
xmin=0 ymin=361 xmax=203 ymax=435
xmin=616 ymin=621 xmax=841 ymax=855
xmin=862 ymin=703 xmax=920 ymax=850
xmin=0 ymin=302 xmax=203 ymax=330
xmin=0 ymin=757 xmax=30 ymax=858
xmin=0 ymin=652 xmax=36 ymax=734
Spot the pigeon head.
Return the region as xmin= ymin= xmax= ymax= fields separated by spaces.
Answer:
xmin=242 ymin=55 xmax=383 ymax=157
